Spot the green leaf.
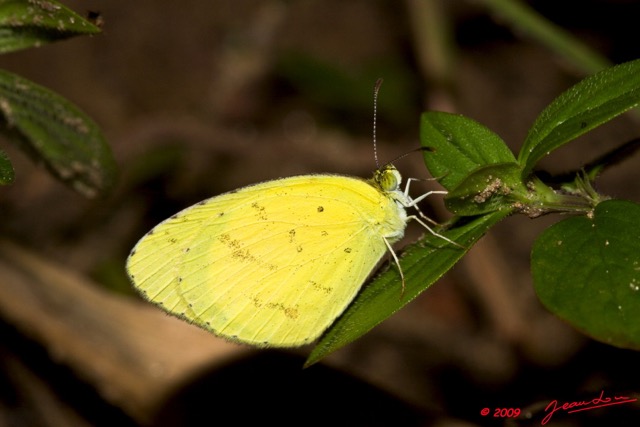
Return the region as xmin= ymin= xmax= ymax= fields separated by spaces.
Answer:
xmin=0 ymin=147 xmax=14 ymax=184
xmin=519 ymin=59 xmax=640 ymax=178
xmin=0 ymin=69 xmax=116 ymax=197
xmin=306 ymin=209 xmax=511 ymax=366
xmin=445 ymin=162 xmax=526 ymax=216
xmin=420 ymin=111 xmax=516 ymax=191
xmin=0 ymin=0 xmax=101 ymax=53
xmin=532 ymin=200 xmax=640 ymax=350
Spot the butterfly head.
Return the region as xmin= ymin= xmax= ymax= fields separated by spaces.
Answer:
xmin=372 ymin=164 xmax=402 ymax=193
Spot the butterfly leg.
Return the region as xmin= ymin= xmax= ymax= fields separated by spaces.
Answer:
xmin=403 ymin=178 xmax=447 ymax=226
xmin=383 ymin=236 xmax=406 ymax=296
xmin=404 ymin=177 xmax=447 ymax=199
xmin=407 ymin=214 xmax=464 ymax=248
xmin=402 ymin=178 xmax=464 ymax=248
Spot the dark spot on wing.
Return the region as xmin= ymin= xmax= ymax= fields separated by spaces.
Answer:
xmin=232 ymin=248 xmax=257 ymax=264
xmin=310 ymin=280 xmax=333 ymax=294
xmin=251 ymin=297 xmax=299 ymax=319
xmin=251 ymin=202 xmax=268 ymax=220
xmin=284 ymin=306 xmax=299 ymax=319
xmin=219 ymin=233 xmax=277 ymax=270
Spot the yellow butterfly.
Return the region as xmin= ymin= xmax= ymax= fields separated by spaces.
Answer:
xmin=127 ymin=162 xmax=456 ymax=347
xmin=127 ymin=80 xmax=457 ymax=347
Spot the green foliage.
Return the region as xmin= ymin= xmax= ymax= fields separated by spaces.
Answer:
xmin=0 ymin=0 xmax=114 ymax=197
xmin=532 ymin=200 xmax=640 ymax=349
xmin=307 ymin=58 xmax=640 ymax=364
xmin=0 ymin=69 xmax=115 ymax=196
xmin=0 ymin=147 xmax=13 ymax=183
xmin=420 ymin=111 xmax=518 ymax=191
xmin=0 ymin=0 xmax=101 ymax=53
xmin=519 ymin=59 xmax=640 ymax=179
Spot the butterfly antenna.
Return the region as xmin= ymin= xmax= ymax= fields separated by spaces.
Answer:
xmin=373 ymin=78 xmax=384 ymax=169
xmin=384 ymin=146 xmax=435 ymax=167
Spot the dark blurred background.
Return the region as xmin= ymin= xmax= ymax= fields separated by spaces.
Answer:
xmin=0 ymin=1 xmax=639 ymax=426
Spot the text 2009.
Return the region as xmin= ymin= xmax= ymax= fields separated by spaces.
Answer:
xmin=493 ymin=408 xmax=520 ymax=418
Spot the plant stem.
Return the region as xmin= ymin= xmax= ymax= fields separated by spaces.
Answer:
xmin=479 ymin=0 xmax=611 ymax=75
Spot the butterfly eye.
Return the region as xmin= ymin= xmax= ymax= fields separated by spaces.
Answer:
xmin=377 ymin=166 xmax=402 ymax=192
